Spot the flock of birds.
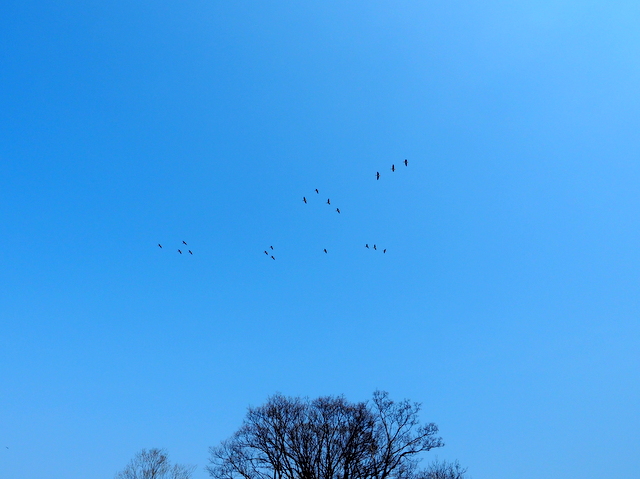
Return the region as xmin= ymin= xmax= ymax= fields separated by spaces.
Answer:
xmin=267 ymin=159 xmax=408 ymax=259
xmin=264 ymin=245 xmax=275 ymax=260
xmin=157 ymin=240 xmax=193 ymax=255
xmin=157 ymin=159 xmax=409 ymax=260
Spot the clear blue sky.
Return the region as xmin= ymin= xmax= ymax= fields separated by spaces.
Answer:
xmin=1 ymin=1 xmax=639 ymax=478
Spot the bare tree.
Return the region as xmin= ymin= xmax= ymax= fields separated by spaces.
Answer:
xmin=207 ymin=391 xmax=445 ymax=479
xmin=420 ymin=459 xmax=467 ymax=479
xmin=115 ymin=448 xmax=196 ymax=479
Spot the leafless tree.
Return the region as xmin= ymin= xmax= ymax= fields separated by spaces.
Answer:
xmin=420 ymin=459 xmax=467 ymax=479
xmin=207 ymin=391 xmax=445 ymax=479
xmin=115 ymin=448 xmax=196 ymax=479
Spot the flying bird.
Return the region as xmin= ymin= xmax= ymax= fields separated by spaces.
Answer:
xmin=188 ymin=250 xmax=193 ymax=255
xmin=327 ymin=199 xmax=331 ymax=205
xmin=158 ymin=244 xmax=162 ymax=248
xmin=270 ymin=246 xmax=274 ymax=250
xmin=404 ymin=159 xmax=408 ymax=166
xmin=271 ymin=256 xmax=276 ymax=260
xmin=383 ymin=249 xmax=387 ymax=253
xmin=264 ymin=250 xmax=269 ymax=255
xmin=303 ymin=197 xmax=307 ymax=203
xmin=178 ymin=249 xmax=182 ymax=254
xmin=373 ymin=245 xmax=377 ymax=250
xmin=336 ymin=208 xmax=340 ymax=213
xmin=391 ymin=164 xmax=395 ymax=172
xmin=365 ymin=244 xmax=369 ymax=248
xmin=315 ymin=189 xmax=319 ymax=194
xmin=376 ymin=172 xmax=380 ymax=180
xmin=323 ymin=249 xmax=327 ymax=253
xmin=182 ymin=241 xmax=187 ymax=245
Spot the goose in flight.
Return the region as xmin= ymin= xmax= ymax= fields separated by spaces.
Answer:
xmin=264 ymin=250 xmax=269 ymax=255
xmin=270 ymin=246 xmax=274 ymax=250
xmin=323 ymin=248 xmax=328 ymax=253
xmin=391 ymin=164 xmax=395 ymax=172
xmin=303 ymin=197 xmax=307 ymax=203
xmin=183 ymin=241 xmax=187 ymax=245
xmin=315 ymin=188 xmax=319 ymax=194
xmin=158 ymin=244 xmax=162 ymax=248
xmin=365 ymin=244 xmax=369 ymax=248
xmin=404 ymin=159 xmax=408 ymax=166
xmin=327 ymin=198 xmax=331 ymax=205
xmin=373 ymin=245 xmax=377 ymax=250
xmin=383 ymin=249 xmax=387 ymax=253
xmin=271 ymin=255 xmax=276 ymax=260
xmin=336 ymin=208 xmax=340 ymax=214
xmin=376 ymin=172 xmax=380 ymax=180
xmin=188 ymin=250 xmax=193 ymax=255
xmin=178 ymin=249 xmax=182 ymax=254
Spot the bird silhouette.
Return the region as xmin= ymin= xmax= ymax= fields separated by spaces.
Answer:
xmin=404 ymin=159 xmax=408 ymax=166
xmin=270 ymin=246 xmax=274 ymax=250
xmin=336 ymin=208 xmax=340 ymax=213
xmin=373 ymin=245 xmax=377 ymax=250
xmin=327 ymin=199 xmax=331 ymax=205
xmin=391 ymin=164 xmax=395 ymax=172
xmin=323 ymin=249 xmax=328 ymax=253
xmin=188 ymin=250 xmax=193 ymax=255
xmin=383 ymin=249 xmax=387 ymax=253
xmin=315 ymin=188 xmax=319 ymax=194
xmin=271 ymin=255 xmax=276 ymax=260
xmin=178 ymin=249 xmax=182 ymax=254
xmin=376 ymin=172 xmax=380 ymax=180
xmin=303 ymin=197 xmax=307 ymax=203
xmin=264 ymin=250 xmax=269 ymax=255
xmin=365 ymin=244 xmax=369 ymax=248
xmin=183 ymin=241 xmax=187 ymax=245
xmin=158 ymin=244 xmax=162 ymax=248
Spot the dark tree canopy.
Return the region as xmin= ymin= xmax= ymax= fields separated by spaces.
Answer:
xmin=207 ymin=391 xmax=444 ymax=479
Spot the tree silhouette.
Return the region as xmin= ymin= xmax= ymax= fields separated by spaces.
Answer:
xmin=420 ymin=459 xmax=467 ymax=479
xmin=207 ymin=391 xmax=444 ymax=479
xmin=115 ymin=448 xmax=196 ymax=479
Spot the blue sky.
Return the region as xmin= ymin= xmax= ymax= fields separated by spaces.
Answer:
xmin=1 ymin=1 xmax=639 ymax=478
